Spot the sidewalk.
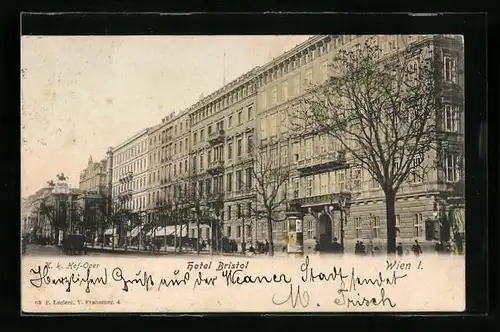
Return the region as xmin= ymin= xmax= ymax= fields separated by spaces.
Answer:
xmin=86 ymin=245 xmax=250 ymax=257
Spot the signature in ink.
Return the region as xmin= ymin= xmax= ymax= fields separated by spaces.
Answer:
xmin=272 ymin=284 xmax=310 ymax=308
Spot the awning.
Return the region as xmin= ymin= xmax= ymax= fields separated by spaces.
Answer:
xmin=147 ymin=226 xmax=187 ymax=237
xmin=127 ymin=226 xmax=142 ymax=238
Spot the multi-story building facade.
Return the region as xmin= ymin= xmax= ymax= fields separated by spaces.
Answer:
xmin=109 ymin=128 xmax=151 ymax=244
xmin=186 ymin=68 xmax=260 ymax=246
xmin=253 ymin=34 xmax=464 ymax=252
xmin=104 ymin=34 xmax=463 ymax=253
xmin=78 ymin=155 xmax=108 ymax=195
xmin=145 ymin=110 xmax=191 ymax=240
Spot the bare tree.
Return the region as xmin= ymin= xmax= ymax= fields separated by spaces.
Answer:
xmin=39 ymin=200 xmax=65 ymax=244
xmin=249 ymin=140 xmax=291 ymax=256
xmin=148 ymin=200 xmax=178 ymax=252
xmin=179 ymin=178 xmax=223 ymax=255
xmin=292 ymin=37 xmax=448 ymax=254
xmin=96 ymin=198 xmax=114 ymax=249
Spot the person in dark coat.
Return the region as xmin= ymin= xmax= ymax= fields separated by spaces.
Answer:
xmin=264 ymin=240 xmax=270 ymax=255
xmin=314 ymin=238 xmax=320 ymax=253
xmin=411 ymin=240 xmax=423 ymax=256
xmin=331 ymin=237 xmax=343 ymax=254
xmin=359 ymin=242 xmax=367 ymax=255
xmin=396 ymin=242 xmax=404 ymax=256
xmin=354 ymin=240 xmax=361 ymax=255
xmin=434 ymin=241 xmax=444 ymax=254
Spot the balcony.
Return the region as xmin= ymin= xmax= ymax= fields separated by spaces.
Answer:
xmin=119 ymin=171 xmax=133 ymax=183
xmin=239 ymin=154 xmax=254 ymax=165
xmin=289 ymin=191 xmax=351 ymax=209
xmin=207 ymin=160 xmax=224 ymax=175
xmin=208 ymin=129 xmax=225 ymax=145
xmin=297 ymin=151 xmax=347 ymax=176
xmin=224 ymin=188 xmax=255 ymax=201
xmin=205 ymin=193 xmax=224 ymax=206
xmin=118 ymin=188 xmax=133 ymax=199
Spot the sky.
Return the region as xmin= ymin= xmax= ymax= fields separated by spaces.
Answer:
xmin=21 ymin=35 xmax=313 ymax=197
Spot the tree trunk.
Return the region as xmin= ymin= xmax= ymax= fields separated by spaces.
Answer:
xmin=174 ymin=221 xmax=178 ymax=253
xmin=196 ymin=220 xmax=200 ymax=256
xmin=101 ymin=224 xmax=105 ymax=249
xmin=54 ymin=227 xmax=60 ymax=246
xmin=267 ymin=216 xmax=274 ymax=256
xmin=385 ymin=189 xmax=397 ymax=254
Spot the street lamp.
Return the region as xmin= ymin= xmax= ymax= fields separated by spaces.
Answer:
xmin=331 ymin=193 xmax=348 ymax=252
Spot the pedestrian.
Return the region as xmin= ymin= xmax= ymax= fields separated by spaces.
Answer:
xmin=314 ymin=238 xmax=320 ymax=255
xmin=331 ymin=237 xmax=343 ymax=254
xmin=396 ymin=242 xmax=404 ymax=256
xmin=359 ymin=241 xmax=366 ymax=256
xmin=21 ymin=236 xmax=26 ymax=255
xmin=434 ymin=241 xmax=444 ymax=254
xmin=354 ymin=240 xmax=361 ymax=255
xmin=264 ymin=239 xmax=270 ymax=255
xmin=411 ymin=239 xmax=423 ymax=256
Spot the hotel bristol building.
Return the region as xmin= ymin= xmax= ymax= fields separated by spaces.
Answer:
xmin=110 ymin=35 xmax=464 ymax=253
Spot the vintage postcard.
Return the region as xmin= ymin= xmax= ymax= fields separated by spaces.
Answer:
xmin=21 ymin=34 xmax=466 ymax=313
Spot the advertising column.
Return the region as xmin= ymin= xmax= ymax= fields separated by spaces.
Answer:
xmin=286 ymin=211 xmax=304 ymax=257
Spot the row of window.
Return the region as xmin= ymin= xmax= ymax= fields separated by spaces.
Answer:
xmin=353 ymin=213 xmax=425 ymax=239
xmin=192 ymin=106 xmax=254 ymax=145
xmin=112 ymin=175 xmax=148 ymax=197
xmin=147 ymin=168 xmax=254 ymax=207
xmin=150 ymin=117 xmax=190 ymax=150
xmin=112 ymin=157 xmax=148 ymax=181
xmin=256 ymin=35 xmax=427 ymax=104
xmin=115 ymin=150 xmax=460 ymax=206
xmin=113 ymin=139 xmax=148 ymax=166
xmin=115 ymin=194 xmax=147 ymax=212
xmin=191 ymin=85 xmax=256 ymax=126
xmin=149 ymin=158 xmax=189 ymax=186
xmin=149 ymin=137 xmax=189 ymax=167
xmin=209 ymin=211 xmax=428 ymax=242
xmin=260 ymin=63 xmax=330 ymax=111
xmin=192 ymin=134 xmax=253 ymax=171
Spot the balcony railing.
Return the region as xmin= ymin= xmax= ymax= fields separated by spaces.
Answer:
xmin=119 ymin=171 xmax=133 ymax=183
xmin=208 ymin=129 xmax=225 ymax=145
xmin=289 ymin=191 xmax=351 ymax=209
xmin=118 ymin=188 xmax=133 ymax=198
xmin=207 ymin=160 xmax=224 ymax=174
xmin=224 ymin=188 xmax=255 ymax=200
xmin=297 ymin=151 xmax=347 ymax=175
xmin=205 ymin=193 xmax=224 ymax=206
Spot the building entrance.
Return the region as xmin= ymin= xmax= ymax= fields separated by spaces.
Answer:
xmin=318 ymin=213 xmax=332 ymax=252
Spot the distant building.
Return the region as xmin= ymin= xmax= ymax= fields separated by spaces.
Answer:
xmin=79 ymin=155 xmax=108 ymax=195
xmin=21 ymin=186 xmax=53 ymax=235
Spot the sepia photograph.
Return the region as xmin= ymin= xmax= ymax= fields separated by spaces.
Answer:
xmin=21 ymin=34 xmax=466 ymax=313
